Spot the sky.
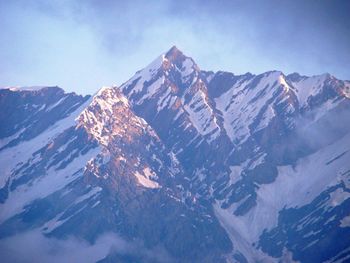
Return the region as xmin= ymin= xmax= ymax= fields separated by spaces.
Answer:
xmin=0 ymin=0 xmax=349 ymax=95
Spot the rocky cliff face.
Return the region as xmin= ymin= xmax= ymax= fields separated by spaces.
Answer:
xmin=0 ymin=47 xmax=349 ymax=263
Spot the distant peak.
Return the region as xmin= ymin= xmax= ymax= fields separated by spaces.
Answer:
xmin=166 ymin=45 xmax=182 ymax=55
xmin=163 ymin=46 xmax=200 ymax=73
xmin=165 ymin=45 xmax=187 ymax=62
xmin=1 ymin=86 xmax=64 ymax=94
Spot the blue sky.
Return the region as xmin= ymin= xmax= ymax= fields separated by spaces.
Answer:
xmin=1 ymin=0 xmax=349 ymax=95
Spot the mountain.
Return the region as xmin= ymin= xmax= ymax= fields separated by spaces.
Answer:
xmin=0 ymin=46 xmax=350 ymax=263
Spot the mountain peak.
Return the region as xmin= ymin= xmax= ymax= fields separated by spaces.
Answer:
xmin=164 ymin=46 xmax=194 ymax=66
xmin=0 ymin=85 xmax=62 ymax=93
xmin=165 ymin=45 xmax=184 ymax=58
xmin=163 ymin=46 xmax=199 ymax=76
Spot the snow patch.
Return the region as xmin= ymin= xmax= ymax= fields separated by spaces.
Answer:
xmin=134 ymin=167 xmax=160 ymax=189
xmin=289 ymin=74 xmax=328 ymax=107
xmin=183 ymin=88 xmax=220 ymax=141
xmin=215 ymin=73 xmax=281 ymax=144
xmin=340 ymin=215 xmax=350 ymax=228
xmin=229 ymin=166 xmax=242 ymax=185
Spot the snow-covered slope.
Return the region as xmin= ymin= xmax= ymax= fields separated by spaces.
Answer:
xmin=0 ymin=47 xmax=349 ymax=263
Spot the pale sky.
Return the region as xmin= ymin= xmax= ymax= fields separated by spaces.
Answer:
xmin=1 ymin=0 xmax=349 ymax=95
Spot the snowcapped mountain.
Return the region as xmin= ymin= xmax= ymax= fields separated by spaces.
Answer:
xmin=0 ymin=46 xmax=350 ymax=263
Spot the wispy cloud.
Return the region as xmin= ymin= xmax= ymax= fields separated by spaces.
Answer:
xmin=0 ymin=229 xmax=173 ymax=263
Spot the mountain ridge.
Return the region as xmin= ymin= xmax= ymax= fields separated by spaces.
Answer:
xmin=0 ymin=46 xmax=350 ymax=263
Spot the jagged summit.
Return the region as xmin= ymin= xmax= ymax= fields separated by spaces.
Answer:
xmin=164 ymin=45 xmax=199 ymax=72
xmin=119 ymin=46 xmax=201 ymax=108
xmin=165 ymin=46 xmax=188 ymax=64
xmin=165 ymin=45 xmax=182 ymax=57
xmin=131 ymin=45 xmax=199 ymax=79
